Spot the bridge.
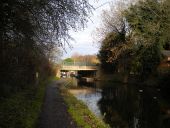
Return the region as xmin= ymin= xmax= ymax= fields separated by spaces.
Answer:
xmin=57 ymin=62 xmax=99 ymax=79
xmin=61 ymin=62 xmax=98 ymax=71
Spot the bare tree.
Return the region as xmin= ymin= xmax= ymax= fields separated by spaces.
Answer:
xmin=95 ymin=0 xmax=138 ymax=61
xmin=94 ymin=0 xmax=138 ymax=43
xmin=71 ymin=53 xmax=99 ymax=63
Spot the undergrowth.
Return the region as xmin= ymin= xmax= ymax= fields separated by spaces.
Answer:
xmin=0 ymin=77 xmax=55 ymax=128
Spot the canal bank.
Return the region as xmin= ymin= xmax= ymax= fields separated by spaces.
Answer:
xmin=59 ymin=79 xmax=110 ymax=128
xmin=61 ymin=78 xmax=170 ymax=128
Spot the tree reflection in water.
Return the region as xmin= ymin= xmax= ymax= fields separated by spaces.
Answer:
xmin=97 ymin=84 xmax=170 ymax=128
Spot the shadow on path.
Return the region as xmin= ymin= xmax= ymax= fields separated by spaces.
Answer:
xmin=38 ymin=81 xmax=77 ymax=128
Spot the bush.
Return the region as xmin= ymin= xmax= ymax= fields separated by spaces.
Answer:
xmin=0 ymin=79 xmax=48 ymax=128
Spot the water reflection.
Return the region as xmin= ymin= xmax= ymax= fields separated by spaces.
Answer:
xmin=76 ymin=91 xmax=102 ymax=117
xmin=98 ymin=85 xmax=136 ymax=128
xmin=74 ymin=81 xmax=170 ymax=128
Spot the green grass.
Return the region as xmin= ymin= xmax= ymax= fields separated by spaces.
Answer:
xmin=60 ymin=88 xmax=110 ymax=128
xmin=0 ymin=77 xmax=55 ymax=128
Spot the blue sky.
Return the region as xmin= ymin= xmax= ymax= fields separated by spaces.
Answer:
xmin=62 ymin=0 xmax=113 ymax=58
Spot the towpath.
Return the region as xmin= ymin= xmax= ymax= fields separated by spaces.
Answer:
xmin=38 ymin=80 xmax=77 ymax=128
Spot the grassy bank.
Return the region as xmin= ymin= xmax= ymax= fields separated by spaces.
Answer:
xmin=60 ymin=79 xmax=110 ymax=128
xmin=0 ymin=77 xmax=54 ymax=128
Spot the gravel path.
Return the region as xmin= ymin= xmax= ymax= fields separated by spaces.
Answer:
xmin=38 ymin=81 xmax=77 ymax=128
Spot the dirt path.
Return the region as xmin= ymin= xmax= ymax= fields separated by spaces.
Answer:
xmin=38 ymin=81 xmax=77 ymax=128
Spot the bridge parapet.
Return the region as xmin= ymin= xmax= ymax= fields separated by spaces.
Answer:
xmin=62 ymin=62 xmax=97 ymax=66
xmin=61 ymin=65 xmax=98 ymax=71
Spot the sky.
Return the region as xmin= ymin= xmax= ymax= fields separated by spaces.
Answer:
xmin=62 ymin=0 xmax=113 ymax=59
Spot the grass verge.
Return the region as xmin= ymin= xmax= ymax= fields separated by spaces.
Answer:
xmin=0 ymin=77 xmax=55 ymax=128
xmin=60 ymin=80 xmax=110 ymax=128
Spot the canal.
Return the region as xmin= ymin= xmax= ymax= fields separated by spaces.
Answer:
xmin=69 ymin=80 xmax=170 ymax=128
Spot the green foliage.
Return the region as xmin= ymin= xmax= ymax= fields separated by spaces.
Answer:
xmin=124 ymin=0 xmax=168 ymax=77
xmin=131 ymin=43 xmax=161 ymax=78
xmin=125 ymin=0 xmax=170 ymax=47
xmin=63 ymin=58 xmax=74 ymax=63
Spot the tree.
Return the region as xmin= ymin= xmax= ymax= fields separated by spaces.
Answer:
xmin=124 ymin=0 xmax=170 ymax=78
xmin=0 ymin=0 xmax=92 ymax=45
xmin=97 ymin=3 xmax=134 ymax=80
xmin=71 ymin=53 xmax=99 ymax=64
xmin=63 ymin=58 xmax=74 ymax=63
xmin=98 ymin=32 xmax=120 ymax=73
xmin=0 ymin=0 xmax=92 ymax=96
xmin=97 ymin=0 xmax=170 ymax=81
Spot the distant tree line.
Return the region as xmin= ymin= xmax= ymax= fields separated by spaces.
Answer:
xmin=63 ymin=53 xmax=99 ymax=64
xmin=0 ymin=0 xmax=92 ymax=97
xmin=97 ymin=0 xmax=170 ymax=82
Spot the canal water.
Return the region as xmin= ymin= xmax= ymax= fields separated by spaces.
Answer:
xmin=70 ymin=80 xmax=170 ymax=128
